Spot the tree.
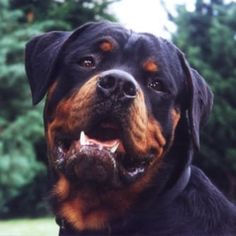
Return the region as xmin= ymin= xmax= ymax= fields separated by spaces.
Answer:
xmin=170 ymin=0 xmax=236 ymax=199
xmin=10 ymin=0 xmax=117 ymax=30
xmin=0 ymin=0 xmax=46 ymax=217
xmin=0 ymin=0 xmax=118 ymax=217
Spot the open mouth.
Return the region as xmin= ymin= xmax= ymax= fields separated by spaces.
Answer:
xmin=53 ymin=120 xmax=152 ymax=185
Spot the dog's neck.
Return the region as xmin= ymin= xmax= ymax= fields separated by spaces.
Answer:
xmin=57 ymin=153 xmax=192 ymax=236
xmin=56 ymin=115 xmax=193 ymax=235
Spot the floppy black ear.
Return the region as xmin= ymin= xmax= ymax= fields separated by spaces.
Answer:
xmin=25 ymin=22 xmax=98 ymax=105
xmin=178 ymin=51 xmax=214 ymax=149
xmin=25 ymin=31 xmax=71 ymax=105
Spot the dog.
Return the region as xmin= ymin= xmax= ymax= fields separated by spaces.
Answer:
xmin=25 ymin=21 xmax=236 ymax=235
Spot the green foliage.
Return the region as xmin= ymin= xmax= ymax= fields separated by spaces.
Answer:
xmin=0 ymin=0 xmax=46 ymax=217
xmin=48 ymin=0 xmax=117 ymax=29
xmin=0 ymin=0 xmax=118 ymax=218
xmin=10 ymin=0 xmax=118 ymax=30
xmin=171 ymin=0 xmax=236 ymax=197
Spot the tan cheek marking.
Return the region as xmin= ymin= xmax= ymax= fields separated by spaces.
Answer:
xmin=46 ymin=98 xmax=74 ymax=154
xmin=172 ymin=109 xmax=181 ymax=130
xmin=100 ymin=41 xmax=113 ymax=52
xmin=169 ymin=108 xmax=181 ymax=144
xmin=46 ymin=76 xmax=98 ymax=152
xmin=67 ymin=77 xmax=97 ymax=131
xmin=128 ymin=91 xmax=148 ymax=147
xmin=143 ymin=59 xmax=159 ymax=73
xmin=146 ymin=116 xmax=166 ymax=157
xmin=127 ymin=90 xmax=166 ymax=157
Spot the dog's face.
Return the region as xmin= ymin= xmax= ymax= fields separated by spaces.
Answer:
xmin=25 ymin=22 xmax=213 ymax=231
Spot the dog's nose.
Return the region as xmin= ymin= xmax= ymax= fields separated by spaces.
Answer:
xmin=97 ymin=70 xmax=138 ymax=102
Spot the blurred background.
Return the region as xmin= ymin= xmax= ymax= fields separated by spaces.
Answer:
xmin=0 ymin=0 xmax=236 ymax=235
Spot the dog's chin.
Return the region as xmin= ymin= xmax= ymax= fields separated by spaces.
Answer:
xmin=52 ymin=129 xmax=152 ymax=189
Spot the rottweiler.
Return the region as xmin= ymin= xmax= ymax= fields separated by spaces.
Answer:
xmin=25 ymin=21 xmax=236 ymax=236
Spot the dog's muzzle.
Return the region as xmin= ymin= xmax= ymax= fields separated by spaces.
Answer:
xmin=49 ymin=69 xmax=165 ymax=190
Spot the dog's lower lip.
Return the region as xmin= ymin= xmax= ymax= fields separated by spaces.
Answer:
xmin=121 ymin=166 xmax=145 ymax=182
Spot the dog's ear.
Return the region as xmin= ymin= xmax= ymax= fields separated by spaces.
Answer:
xmin=25 ymin=31 xmax=71 ymax=105
xmin=178 ymin=51 xmax=213 ymax=149
xmin=25 ymin=22 xmax=96 ymax=105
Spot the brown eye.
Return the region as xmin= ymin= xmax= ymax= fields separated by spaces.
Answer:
xmin=77 ymin=56 xmax=96 ymax=68
xmin=148 ymin=79 xmax=164 ymax=92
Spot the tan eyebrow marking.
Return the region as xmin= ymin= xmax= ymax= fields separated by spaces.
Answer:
xmin=143 ymin=59 xmax=159 ymax=73
xmin=99 ymin=40 xmax=114 ymax=52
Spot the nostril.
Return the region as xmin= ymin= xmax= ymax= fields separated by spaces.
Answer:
xmin=98 ymin=75 xmax=116 ymax=90
xmin=123 ymin=81 xmax=137 ymax=97
xmin=97 ymin=70 xmax=138 ymax=100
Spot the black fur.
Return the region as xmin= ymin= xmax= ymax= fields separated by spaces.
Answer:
xmin=25 ymin=21 xmax=236 ymax=236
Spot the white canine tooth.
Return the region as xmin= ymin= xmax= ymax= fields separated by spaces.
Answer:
xmin=110 ymin=142 xmax=119 ymax=153
xmin=58 ymin=147 xmax=64 ymax=153
xmin=99 ymin=145 xmax=103 ymax=151
xmin=80 ymin=131 xmax=86 ymax=145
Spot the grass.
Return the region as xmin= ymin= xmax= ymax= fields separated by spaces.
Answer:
xmin=0 ymin=218 xmax=59 ymax=236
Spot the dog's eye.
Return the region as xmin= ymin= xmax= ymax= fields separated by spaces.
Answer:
xmin=77 ymin=56 xmax=96 ymax=68
xmin=148 ymin=79 xmax=164 ymax=92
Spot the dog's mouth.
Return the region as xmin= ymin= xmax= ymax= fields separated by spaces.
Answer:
xmin=53 ymin=120 xmax=152 ymax=187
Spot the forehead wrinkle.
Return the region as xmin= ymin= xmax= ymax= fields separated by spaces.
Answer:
xmin=122 ymin=32 xmax=161 ymax=72
xmin=124 ymin=31 xmax=145 ymax=51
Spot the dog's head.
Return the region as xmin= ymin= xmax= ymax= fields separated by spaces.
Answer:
xmin=25 ymin=21 xmax=213 ymax=231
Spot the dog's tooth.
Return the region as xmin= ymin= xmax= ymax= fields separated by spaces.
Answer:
xmin=99 ymin=145 xmax=103 ymax=151
xmin=110 ymin=142 xmax=119 ymax=153
xmin=80 ymin=131 xmax=86 ymax=145
xmin=58 ymin=146 xmax=64 ymax=153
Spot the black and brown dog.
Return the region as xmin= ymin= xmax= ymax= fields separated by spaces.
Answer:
xmin=25 ymin=21 xmax=236 ymax=235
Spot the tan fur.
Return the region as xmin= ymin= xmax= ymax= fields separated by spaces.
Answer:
xmin=46 ymin=76 xmax=98 ymax=153
xmin=169 ymin=108 xmax=181 ymax=145
xmin=143 ymin=59 xmax=159 ymax=73
xmin=100 ymin=40 xmax=114 ymax=52
xmin=127 ymin=90 xmax=166 ymax=157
